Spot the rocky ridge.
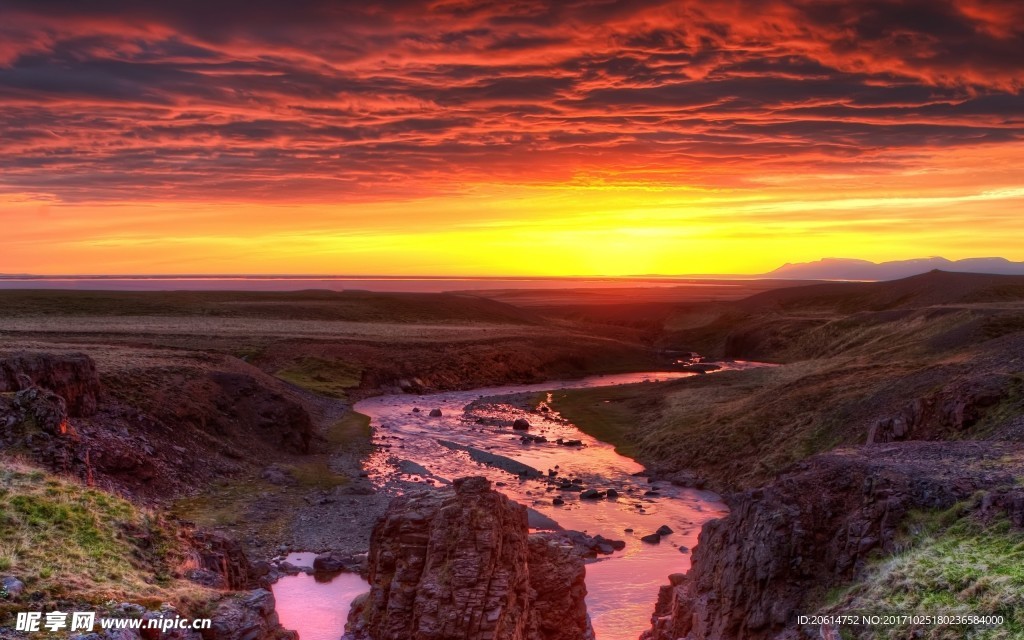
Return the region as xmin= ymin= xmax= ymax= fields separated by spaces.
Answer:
xmin=642 ymin=442 xmax=1024 ymax=640
xmin=344 ymin=476 xmax=593 ymax=640
xmin=0 ymin=351 xmax=316 ymax=501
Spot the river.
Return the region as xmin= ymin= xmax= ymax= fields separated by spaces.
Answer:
xmin=275 ymin=367 xmax=756 ymax=639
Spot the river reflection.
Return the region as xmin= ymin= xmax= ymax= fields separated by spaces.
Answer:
xmin=354 ymin=368 xmax=759 ymax=638
xmin=271 ymin=554 xmax=369 ymax=640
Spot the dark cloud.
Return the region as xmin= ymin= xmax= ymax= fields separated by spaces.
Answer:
xmin=0 ymin=0 xmax=1021 ymax=202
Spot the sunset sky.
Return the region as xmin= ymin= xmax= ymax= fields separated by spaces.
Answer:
xmin=1 ymin=0 xmax=1023 ymax=275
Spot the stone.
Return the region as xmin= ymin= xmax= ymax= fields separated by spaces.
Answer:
xmin=656 ymin=525 xmax=673 ymax=536
xmin=343 ymin=476 xmax=594 ymax=640
xmin=209 ymin=589 xmax=296 ymax=640
xmin=1 ymin=575 xmax=25 ymax=598
xmin=260 ymin=465 xmax=294 ymax=485
xmin=513 ymin=418 xmax=531 ymax=430
xmin=641 ymin=533 xmax=661 ymax=544
xmin=428 ymin=408 xmax=443 ymax=417
xmin=313 ymin=551 xmax=350 ymax=574
xmin=181 ymin=528 xmax=255 ymax=590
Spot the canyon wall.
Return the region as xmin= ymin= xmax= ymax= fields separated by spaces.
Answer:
xmin=642 ymin=442 xmax=1024 ymax=640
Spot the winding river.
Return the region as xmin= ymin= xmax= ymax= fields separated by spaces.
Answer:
xmin=350 ymin=367 xmax=758 ymax=638
xmin=274 ymin=367 xmax=762 ymax=639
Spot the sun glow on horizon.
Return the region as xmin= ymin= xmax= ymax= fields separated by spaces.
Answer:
xmin=5 ymin=161 xmax=1024 ymax=276
xmin=2 ymin=1 xmax=1023 ymax=275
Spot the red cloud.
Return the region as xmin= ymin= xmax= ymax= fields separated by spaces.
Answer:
xmin=0 ymin=0 xmax=1020 ymax=202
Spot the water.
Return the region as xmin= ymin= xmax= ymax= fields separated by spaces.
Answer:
xmin=272 ymin=553 xmax=368 ymax=640
xmin=354 ymin=367 xmax=760 ymax=638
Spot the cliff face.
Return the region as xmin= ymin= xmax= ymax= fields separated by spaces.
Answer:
xmin=344 ymin=476 xmax=593 ymax=640
xmin=0 ymin=352 xmax=100 ymax=416
xmin=0 ymin=352 xmax=316 ymax=500
xmin=642 ymin=442 xmax=1024 ymax=640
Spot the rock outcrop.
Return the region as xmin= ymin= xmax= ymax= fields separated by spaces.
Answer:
xmin=0 ymin=352 xmax=100 ymax=416
xmin=207 ymin=589 xmax=296 ymax=640
xmin=344 ymin=476 xmax=593 ymax=640
xmin=525 ymin=536 xmax=592 ymax=640
xmin=866 ymin=373 xmax=1013 ymax=443
xmin=642 ymin=442 xmax=1023 ymax=640
xmin=180 ymin=528 xmax=257 ymax=590
xmin=66 ymin=591 xmax=296 ymax=640
xmin=0 ymin=355 xmax=320 ymax=500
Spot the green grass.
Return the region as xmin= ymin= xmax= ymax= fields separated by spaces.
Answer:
xmin=550 ymin=386 xmax=650 ymax=458
xmin=287 ymin=461 xmax=348 ymax=489
xmin=275 ymin=357 xmax=363 ymax=399
xmin=0 ymin=459 xmax=212 ymax=621
xmin=550 ymin=356 xmax=1007 ymax=491
xmin=171 ymin=479 xmax=265 ymax=528
xmin=822 ymin=504 xmax=1024 ymax=640
xmin=326 ymin=410 xmax=373 ymax=453
xmin=551 ymin=363 xmax=875 ymax=488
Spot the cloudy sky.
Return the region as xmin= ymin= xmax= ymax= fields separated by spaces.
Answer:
xmin=1 ymin=0 xmax=1022 ymax=275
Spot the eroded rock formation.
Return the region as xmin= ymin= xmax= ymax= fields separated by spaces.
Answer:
xmin=344 ymin=476 xmax=593 ymax=640
xmin=0 ymin=352 xmax=100 ymax=416
xmin=642 ymin=442 xmax=1024 ymax=640
xmin=180 ymin=528 xmax=258 ymax=590
xmin=866 ymin=373 xmax=1014 ymax=443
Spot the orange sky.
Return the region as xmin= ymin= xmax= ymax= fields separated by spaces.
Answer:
xmin=2 ymin=0 xmax=1023 ymax=275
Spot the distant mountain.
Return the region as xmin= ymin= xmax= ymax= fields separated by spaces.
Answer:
xmin=738 ymin=270 xmax=1024 ymax=314
xmin=766 ymin=257 xmax=1024 ymax=281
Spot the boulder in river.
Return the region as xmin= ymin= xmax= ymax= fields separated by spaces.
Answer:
xmin=428 ymin=408 xmax=443 ymax=417
xmin=513 ymin=418 xmax=531 ymax=430
xmin=580 ymin=488 xmax=605 ymax=500
xmin=641 ymin=533 xmax=662 ymax=544
xmin=656 ymin=525 xmax=674 ymax=536
xmin=313 ymin=551 xmax=358 ymax=574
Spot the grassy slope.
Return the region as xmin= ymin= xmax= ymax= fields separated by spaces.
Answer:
xmin=554 ymin=275 xmax=1024 ymax=489
xmin=552 ymin=361 xmax=893 ymax=488
xmin=551 ymin=274 xmax=1024 ymax=638
xmin=326 ymin=411 xmax=373 ymax=452
xmin=274 ymin=357 xmax=364 ymax=399
xmin=0 ymin=460 xmax=211 ymax=620
xmin=551 ymin=383 xmax=666 ymax=460
xmin=169 ymin=410 xmax=371 ymax=542
xmin=822 ymin=501 xmax=1024 ymax=640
